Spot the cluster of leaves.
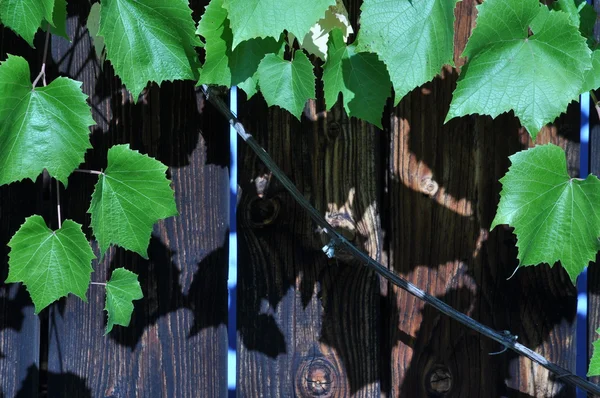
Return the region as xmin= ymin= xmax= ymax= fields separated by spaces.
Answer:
xmin=3 ymin=0 xmax=600 ymax=373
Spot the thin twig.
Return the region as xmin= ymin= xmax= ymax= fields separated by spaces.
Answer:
xmin=590 ymin=90 xmax=600 ymax=122
xmin=90 ymin=282 xmax=106 ymax=287
xmin=56 ymin=181 xmax=62 ymax=229
xmin=200 ymin=84 xmax=600 ymax=396
xmin=32 ymin=26 xmax=51 ymax=88
xmin=74 ymin=169 xmax=103 ymax=175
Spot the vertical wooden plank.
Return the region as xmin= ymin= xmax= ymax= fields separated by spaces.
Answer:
xmin=43 ymin=2 xmax=229 ymax=396
xmin=385 ymin=0 xmax=580 ymax=396
xmin=236 ymin=83 xmax=382 ymax=395
xmin=0 ymin=27 xmax=42 ymax=398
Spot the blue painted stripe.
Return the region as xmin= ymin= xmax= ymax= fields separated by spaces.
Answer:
xmin=228 ymin=86 xmax=238 ymax=396
xmin=577 ymin=90 xmax=590 ymax=398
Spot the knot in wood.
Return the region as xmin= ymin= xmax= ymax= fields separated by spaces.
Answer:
xmin=326 ymin=121 xmax=342 ymax=141
xmin=426 ymin=365 xmax=453 ymax=395
xmin=296 ymin=357 xmax=338 ymax=397
xmin=246 ymin=197 xmax=280 ymax=227
xmin=420 ymin=177 xmax=439 ymax=196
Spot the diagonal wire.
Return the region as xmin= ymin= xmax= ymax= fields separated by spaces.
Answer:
xmin=200 ymin=84 xmax=600 ymax=396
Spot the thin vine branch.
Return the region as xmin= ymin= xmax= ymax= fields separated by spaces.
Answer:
xmin=74 ymin=169 xmax=103 ymax=175
xmin=200 ymin=84 xmax=600 ymax=396
xmin=590 ymin=90 xmax=600 ymax=121
xmin=32 ymin=25 xmax=51 ymax=88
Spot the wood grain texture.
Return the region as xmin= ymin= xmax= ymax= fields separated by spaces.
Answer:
xmin=236 ymin=81 xmax=382 ymax=395
xmin=36 ymin=2 xmax=229 ymax=397
xmin=385 ymin=1 xmax=580 ymax=396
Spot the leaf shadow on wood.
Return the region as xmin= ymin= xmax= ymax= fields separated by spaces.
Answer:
xmin=106 ymin=235 xmax=228 ymax=348
xmin=383 ymin=101 xmax=579 ymax=396
xmin=15 ymin=364 xmax=91 ymax=398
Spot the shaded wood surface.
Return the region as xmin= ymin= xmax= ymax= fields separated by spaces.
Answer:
xmin=0 ymin=0 xmax=594 ymax=397
xmin=385 ymin=1 xmax=581 ymax=396
xmin=1 ymin=1 xmax=229 ymax=397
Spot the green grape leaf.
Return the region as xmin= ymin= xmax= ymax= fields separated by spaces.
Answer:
xmin=43 ymin=0 xmax=68 ymax=40
xmin=589 ymin=328 xmax=600 ymax=376
xmin=89 ymin=144 xmax=178 ymax=258
xmin=256 ymin=51 xmax=315 ymax=119
xmin=223 ymin=0 xmax=335 ymax=49
xmin=323 ymin=29 xmax=390 ymax=128
xmin=446 ymin=0 xmax=591 ymax=139
xmin=356 ymin=0 xmax=459 ymax=105
xmin=86 ymin=2 xmax=105 ymax=65
xmin=296 ymin=0 xmax=354 ymax=61
xmin=0 ymin=0 xmax=54 ymax=46
xmin=98 ymin=0 xmax=201 ymax=100
xmin=238 ymin=76 xmax=258 ymax=99
xmin=105 ymin=268 xmax=143 ymax=334
xmin=491 ymin=144 xmax=600 ymax=283
xmin=551 ymin=0 xmax=596 ymax=41
xmin=582 ymin=50 xmax=600 ymax=93
xmin=197 ymin=0 xmax=281 ymax=92
xmin=6 ymin=216 xmax=95 ymax=314
xmin=0 ymin=55 xmax=94 ymax=186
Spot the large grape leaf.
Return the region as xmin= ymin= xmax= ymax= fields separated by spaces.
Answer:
xmin=446 ymin=0 xmax=591 ymax=139
xmin=0 ymin=55 xmax=94 ymax=186
xmin=223 ymin=0 xmax=335 ymax=49
xmin=295 ymin=0 xmax=354 ymax=61
xmin=98 ymin=0 xmax=202 ymax=100
xmin=356 ymin=0 xmax=459 ymax=105
xmin=491 ymin=144 xmax=600 ymax=283
xmin=551 ymin=0 xmax=596 ymax=42
xmin=0 ymin=0 xmax=54 ymax=46
xmin=589 ymin=329 xmax=600 ymax=376
xmin=43 ymin=0 xmax=68 ymax=40
xmin=89 ymin=144 xmax=178 ymax=258
xmin=5 ymin=216 xmax=95 ymax=313
xmin=197 ymin=0 xmax=281 ymax=93
xmin=582 ymin=50 xmax=600 ymax=94
xmin=323 ymin=29 xmax=390 ymax=128
xmin=105 ymin=268 xmax=143 ymax=334
xmin=256 ymin=52 xmax=315 ymax=119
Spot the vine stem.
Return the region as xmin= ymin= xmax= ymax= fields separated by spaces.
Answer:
xmin=90 ymin=282 xmax=106 ymax=287
xmin=32 ymin=26 xmax=51 ymax=88
xmin=590 ymin=90 xmax=600 ymax=122
xmin=74 ymin=169 xmax=103 ymax=175
xmin=200 ymin=84 xmax=600 ymax=396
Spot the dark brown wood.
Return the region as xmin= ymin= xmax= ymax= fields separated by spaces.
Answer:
xmin=384 ymin=1 xmax=581 ymax=396
xmin=236 ymin=87 xmax=382 ymax=395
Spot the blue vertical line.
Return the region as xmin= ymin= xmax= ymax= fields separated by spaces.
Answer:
xmin=577 ymin=91 xmax=590 ymax=398
xmin=228 ymin=86 xmax=238 ymax=397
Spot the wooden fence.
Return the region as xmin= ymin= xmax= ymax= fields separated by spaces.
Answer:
xmin=0 ymin=0 xmax=595 ymax=397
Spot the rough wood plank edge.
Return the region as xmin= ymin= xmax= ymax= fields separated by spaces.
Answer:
xmin=200 ymin=84 xmax=600 ymax=396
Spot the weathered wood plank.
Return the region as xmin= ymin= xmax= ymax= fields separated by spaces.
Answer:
xmin=41 ymin=2 xmax=229 ymax=397
xmin=385 ymin=1 xmax=580 ymax=396
xmin=236 ymin=89 xmax=382 ymax=395
xmin=0 ymin=27 xmax=43 ymax=398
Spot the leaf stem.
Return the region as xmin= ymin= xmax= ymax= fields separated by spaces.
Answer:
xmin=590 ymin=90 xmax=600 ymax=121
xmin=90 ymin=282 xmax=106 ymax=287
xmin=32 ymin=25 xmax=51 ymax=88
xmin=55 ymin=180 xmax=62 ymax=229
xmin=200 ymin=84 xmax=600 ymax=396
xmin=74 ymin=169 xmax=103 ymax=175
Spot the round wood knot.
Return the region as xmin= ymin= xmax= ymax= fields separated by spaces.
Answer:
xmin=326 ymin=122 xmax=342 ymax=140
xmin=246 ymin=196 xmax=280 ymax=227
xmin=426 ymin=365 xmax=453 ymax=395
xmin=296 ymin=357 xmax=339 ymax=397
xmin=420 ymin=177 xmax=439 ymax=196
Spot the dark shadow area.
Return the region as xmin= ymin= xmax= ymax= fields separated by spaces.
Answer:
xmin=16 ymin=365 xmax=91 ymax=398
xmin=107 ymin=235 xmax=227 ymax=348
